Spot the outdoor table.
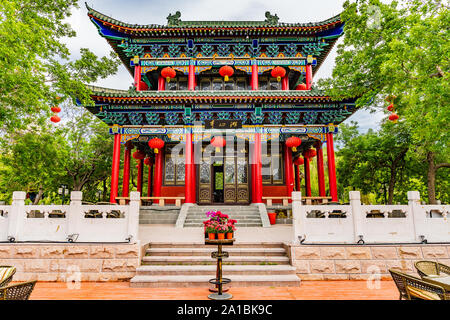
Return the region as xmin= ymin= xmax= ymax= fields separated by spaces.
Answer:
xmin=204 ymin=238 xmax=235 ymax=300
xmin=423 ymin=275 xmax=450 ymax=292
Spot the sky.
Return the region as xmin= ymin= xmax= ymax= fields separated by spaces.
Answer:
xmin=65 ymin=0 xmax=385 ymax=132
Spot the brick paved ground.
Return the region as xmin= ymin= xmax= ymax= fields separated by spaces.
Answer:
xmin=26 ymin=280 xmax=399 ymax=300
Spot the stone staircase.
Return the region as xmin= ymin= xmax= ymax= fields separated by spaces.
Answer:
xmin=130 ymin=242 xmax=300 ymax=287
xmin=139 ymin=206 xmax=180 ymax=224
xmin=183 ymin=205 xmax=263 ymax=227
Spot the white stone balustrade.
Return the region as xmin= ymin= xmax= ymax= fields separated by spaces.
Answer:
xmin=0 ymin=191 xmax=140 ymax=243
xmin=292 ymin=191 xmax=450 ymax=244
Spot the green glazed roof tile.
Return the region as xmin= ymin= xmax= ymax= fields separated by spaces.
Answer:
xmin=86 ymin=3 xmax=341 ymax=31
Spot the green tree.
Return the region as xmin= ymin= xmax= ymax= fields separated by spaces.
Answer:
xmin=0 ymin=127 xmax=68 ymax=204
xmin=0 ymin=0 xmax=120 ymax=131
xmin=336 ymin=121 xmax=411 ymax=204
xmin=62 ymin=112 xmax=113 ymax=192
xmin=320 ymin=0 xmax=450 ymax=203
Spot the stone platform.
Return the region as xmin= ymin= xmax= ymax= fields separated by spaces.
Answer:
xmin=0 ymin=243 xmax=140 ymax=282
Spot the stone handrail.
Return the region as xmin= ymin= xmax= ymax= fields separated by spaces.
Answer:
xmin=0 ymin=191 xmax=140 ymax=243
xmin=292 ymin=191 xmax=450 ymax=244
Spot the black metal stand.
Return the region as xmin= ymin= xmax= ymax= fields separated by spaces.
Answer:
xmin=205 ymin=238 xmax=234 ymax=300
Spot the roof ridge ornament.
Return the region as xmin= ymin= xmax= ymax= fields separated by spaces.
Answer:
xmin=167 ymin=11 xmax=181 ymax=26
xmin=264 ymin=11 xmax=279 ymax=25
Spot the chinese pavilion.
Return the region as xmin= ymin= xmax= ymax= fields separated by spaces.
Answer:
xmin=81 ymin=4 xmax=358 ymax=206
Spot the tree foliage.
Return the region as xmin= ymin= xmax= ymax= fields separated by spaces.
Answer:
xmin=0 ymin=0 xmax=120 ymax=130
xmin=336 ymin=121 xmax=449 ymax=204
xmin=320 ymin=0 xmax=450 ymax=203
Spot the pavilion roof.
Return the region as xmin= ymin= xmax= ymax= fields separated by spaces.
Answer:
xmin=85 ymin=3 xmax=342 ymax=35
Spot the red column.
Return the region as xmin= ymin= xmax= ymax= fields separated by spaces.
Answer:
xmin=137 ymin=159 xmax=143 ymax=195
xmin=185 ymin=132 xmax=195 ymax=203
xmin=295 ymin=165 xmax=301 ymax=192
xmin=158 ymin=76 xmax=165 ymax=91
xmin=188 ymin=63 xmax=195 ymax=91
xmin=153 ymin=148 xmax=163 ymax=204
xmin=250 ymin=143 xmax=256 ymax=203
xmin=281 ymin=75 xmax=289 ymax=90
xmin=326 ymin=133 xmax=338 ymax=202
xmin=121 ymin=143 xmax=132 ymax=197
xmin=316 ymin=142 xmax=326 ymax=197
xmin=284 ymin=144 xmax=294 ymax=200
xmin=251 ymin=62 xmax=258 ymax=90
xmin=134 ymin=65 xmax=142 ymax=91
xmin=304 ymin=157 xmax=312 ymax=197
xmin=254 ymin=133 xmax=263 ymax=203
xmin=147 ymin=160 xmax=153 ymax=197
xmin=305 ymin=64 xmax=312 ymax=90
xmin=110 ymin=134 xmax=121 ymax=203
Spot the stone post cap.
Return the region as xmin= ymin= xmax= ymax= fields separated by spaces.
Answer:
xmin=349 ymin=191 xmax=361 ymax=200
xmin=12 ymin=191 xmax=26 ymax=200
xmin=407 ymin=191 xmax=420 ymax=201
xmin=70 ymin=191 xmax=83 ymax=201
xmin=129 ymin=191 xmax=140 ymax=201
xmin=292 ymin=192 xmax=302 ymax=201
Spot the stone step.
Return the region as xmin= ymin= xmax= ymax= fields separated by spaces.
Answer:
xmin=130 ymin=274 xmax=300 ymax=288
xmin=135 ymin=264 xmax=297 ymax=276
xmin=148 ymin=242 xmax=285 ymax=248
xmin=140 ymin=212 xmax=179 ymax=216
xmin=139 ymin=219 xmax=178 ymax=224
xmin=186 ymin=216 xmax=261 ymax=222
xmin=187 ymin=209 xmax=259 ymax=212
xmin=189 ymin=205 xmax=258 ymax=212
xmin=142 ymin=255 xmax=290 ymax=265
xmin=146 ymin=247 xmax=287 ymax=256
xmin=187 ymin=212 xmax=260 ymax=219
xmin=188 ymin=209 xmax=259 ymax=212
xmin=183 ymin=223 xmax=262 ymax=227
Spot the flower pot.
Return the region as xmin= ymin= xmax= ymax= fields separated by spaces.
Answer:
xmin=208 ymin=233 xmax=216 ymax=240
xmin=217 ymin=233 xmax=225 ymax=240
xmin=226 ymin=232 xmax=233 ymax=239
xmin=268 ymin=212 xmax=277 ymax=225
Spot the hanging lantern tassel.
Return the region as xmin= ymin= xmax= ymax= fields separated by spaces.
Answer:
xmin=219 ymin=65 xmax=234 ymax=82
xmin=161 ymin=67 xmax=176 ymax=83
xmin=211 ymin=136 xmax=226 ymax=152
xmin=132 ymin=150 xmax=146 ymax=160
xmin=389 ymin=113 xmax=399 ymax=123
xmin=286 ymin=136 xmax=301 ymax=152
xmin=148 ymin=137 xmax=165 ymax=154
xmin=50 ymin=115 xmax=60 ymax=123
xmin=271 ymin=66 xmax=286 ymax=82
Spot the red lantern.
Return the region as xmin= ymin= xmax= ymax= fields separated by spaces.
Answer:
xmin=294 ymin=157 xmax=304 ymax=166
xmin=51 ymin=106 xmax=61 ymax=113
xmin=219 ymin=66 xmax=234 ymax=82
xmin=286 ymin=136 xmax=301 ymax=152
xmin=389 ymin=113 xmax=399 ymax=123
xmin=271 ymin=66 xmax=286 ymax=82
xmin=303 ymin=149 xmax=317 ymax=159
xmin=161 ymin=67 xmax=176 ymax=83
xmin=50 ymin=115 xmax=60 ymax=123
xmin=148 ymin=137 xmax=165 ymax=154
xmin=295 ymin=83 xmax=307 ymax=90
xmin=144 ymin=158 xmax=152 ymax=166
xmin=132 ymin=150 xmax=146 ymax=160
xmin=211 ymin=136 xmax=226 ymax=152
xmin=387 ymin=104 xmax=394 ymax=112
